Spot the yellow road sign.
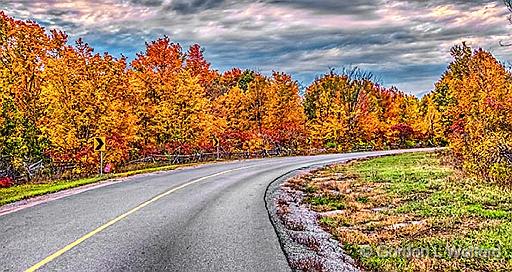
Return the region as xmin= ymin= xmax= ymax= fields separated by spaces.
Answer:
xmin=93 ymin=137 xmax=106 ymax=152
xmin=213 ymin=136 xmax=220 ymax=147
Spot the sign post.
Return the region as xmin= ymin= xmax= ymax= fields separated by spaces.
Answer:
xmin=93 ymin=137 xmax=106 ymax=176
xmin=213 ymin=136 xmax=220 ymax=160
xmin=100 ymin=151 xmax=104 ymax=176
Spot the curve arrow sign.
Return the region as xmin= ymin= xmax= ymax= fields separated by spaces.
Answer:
xmin=94 ymin=137 xmax=106 ymax=152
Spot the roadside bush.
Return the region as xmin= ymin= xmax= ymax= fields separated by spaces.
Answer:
xmin=0 ymin=177 xmax=13 ymax=188
xmin=433 ymin=43 xmax=512 ymax=186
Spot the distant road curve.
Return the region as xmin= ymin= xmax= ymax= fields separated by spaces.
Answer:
xmin=0 ymin=148 xmax=437 ymax=272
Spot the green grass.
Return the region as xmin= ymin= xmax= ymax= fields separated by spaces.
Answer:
xmin=0 ymin=164 xmax=182 ymax=207
xmin=305 ymin=152 xmax=512 ymax=272
xmin=306 ymin=194 xmax=346 ymax=211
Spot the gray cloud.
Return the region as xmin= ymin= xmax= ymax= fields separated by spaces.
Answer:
xmin=127 ymin=0 xmax=163 ymax=7
xmin=1 ymin=0 xmax=512 ymax=96
xmin=165 ymin=0 xmax=226 ymax=13
xmin=267 ymin=0 xmax=378 ymax=16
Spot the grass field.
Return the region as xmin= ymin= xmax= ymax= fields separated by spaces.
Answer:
xmin=0 ymin=164 xmax=181 ymax=207
xmin=301 ymin=152 xmax=512 ymax=271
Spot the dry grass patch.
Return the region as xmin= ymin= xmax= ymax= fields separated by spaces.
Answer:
xmin=296 ymin=152 xmax=512 ymax=272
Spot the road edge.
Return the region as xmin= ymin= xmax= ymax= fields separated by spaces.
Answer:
xmin=0 ymin=160 xmax=235 ymax=217
xmin=264 ymin=149 xmax=443 ymax=271
xmin=264 ymin=162 xmax=361 ymax=272
xmin=264 ymin=167 xmax=307 ymax=271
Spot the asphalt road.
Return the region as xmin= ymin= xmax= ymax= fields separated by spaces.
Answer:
xmin=0 ymin=149 xmax=435 ymax=272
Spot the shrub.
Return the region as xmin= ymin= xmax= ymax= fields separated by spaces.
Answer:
xmin=0 ymin=177 xmax=13 ymax=188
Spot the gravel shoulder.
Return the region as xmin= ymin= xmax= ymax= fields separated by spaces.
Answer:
xmin=265 ymin=166 xmax=360 ymax=272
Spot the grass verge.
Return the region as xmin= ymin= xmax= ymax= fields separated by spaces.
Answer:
xmin=0 ymin=164 xmax=183 ymax=207
xmin=298 ymin=152 xmax=512 ymax=271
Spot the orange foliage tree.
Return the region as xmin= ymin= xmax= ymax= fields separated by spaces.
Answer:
xmin=433 ymin=43 xmax=512 ymax=184
xmin=0 ymin=12 xmax=66 ymax=176
xmin=40 ymin=40 xmax=138 ymax=172
xmin=0 ymin=13 xmax=454 ymax=181
xmin=129 ymin=37 xmax=213 ymax=155
xmin=304 ymin=70 xmax=426 ymax=151
xmin=264 ymin=72 xmax=306 ymax=149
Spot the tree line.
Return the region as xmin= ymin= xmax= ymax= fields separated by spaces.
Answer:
xmin=1 ymin=13 xmax=511 ymax=185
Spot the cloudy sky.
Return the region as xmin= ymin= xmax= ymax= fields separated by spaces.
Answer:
xmin=2 ymin=0 xmax=512 ymax=96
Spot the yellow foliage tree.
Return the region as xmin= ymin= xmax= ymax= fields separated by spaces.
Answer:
xmin=0 ymin=12 xmax=68 ymax=178
xmin=435 ymin=43 xmax=512 ymax=184
xmin=130 ymin=37 xmax=213 ymax=154
xmin=40 ymin=40 xmax=137 ymax=171
xmin=264 ymin=72 xmax=306 ymax=149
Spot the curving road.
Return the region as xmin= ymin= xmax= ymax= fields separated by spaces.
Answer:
xmin=0 ymin=149 xmax=435 ymax=272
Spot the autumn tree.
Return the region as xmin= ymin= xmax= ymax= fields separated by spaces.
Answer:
xmin=214 ymin=84 xmax=253 ymax=150
xmin=390 ymin=93 xmax=424 ymax=147
xmin=418 ymin=93 xmax=446 ymax=146
xmin=185 ymin=44 xmax=217 ymax=97
xmin=304 ymin=72 xmax=352 ymax=149
xmin=212 ymin=70 xmax=306 ymax=151
xmin=212 ymin=71 xmax=266 ymax=151
xmin=435 ymin=43 xmax=512 ymax=184
xmin=0 ymin=12 xmax=66 ymax=176
xmin=304 ymin=70 xmax=379 ymax=150
xmin=130 ymin=37 xmax=213 ymax=155
xmin=263 ymin=72 xmax=306 ymax=149
xmin=40 ymin=40 xmax=137 ymax=171
xmin=0 ymin=13 xmax=447 ymax=182
xmin=304 ymin=69 xmax=424 ymax=150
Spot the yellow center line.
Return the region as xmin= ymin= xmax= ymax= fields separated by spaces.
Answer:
xmin=25 ymin=165 xmax=258 ymax=272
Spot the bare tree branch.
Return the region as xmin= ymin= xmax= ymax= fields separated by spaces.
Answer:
xmin=505 ymin=0 xmax=512 ymax=12
xmin=502 ymin=0 xmax=512 ymax=46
